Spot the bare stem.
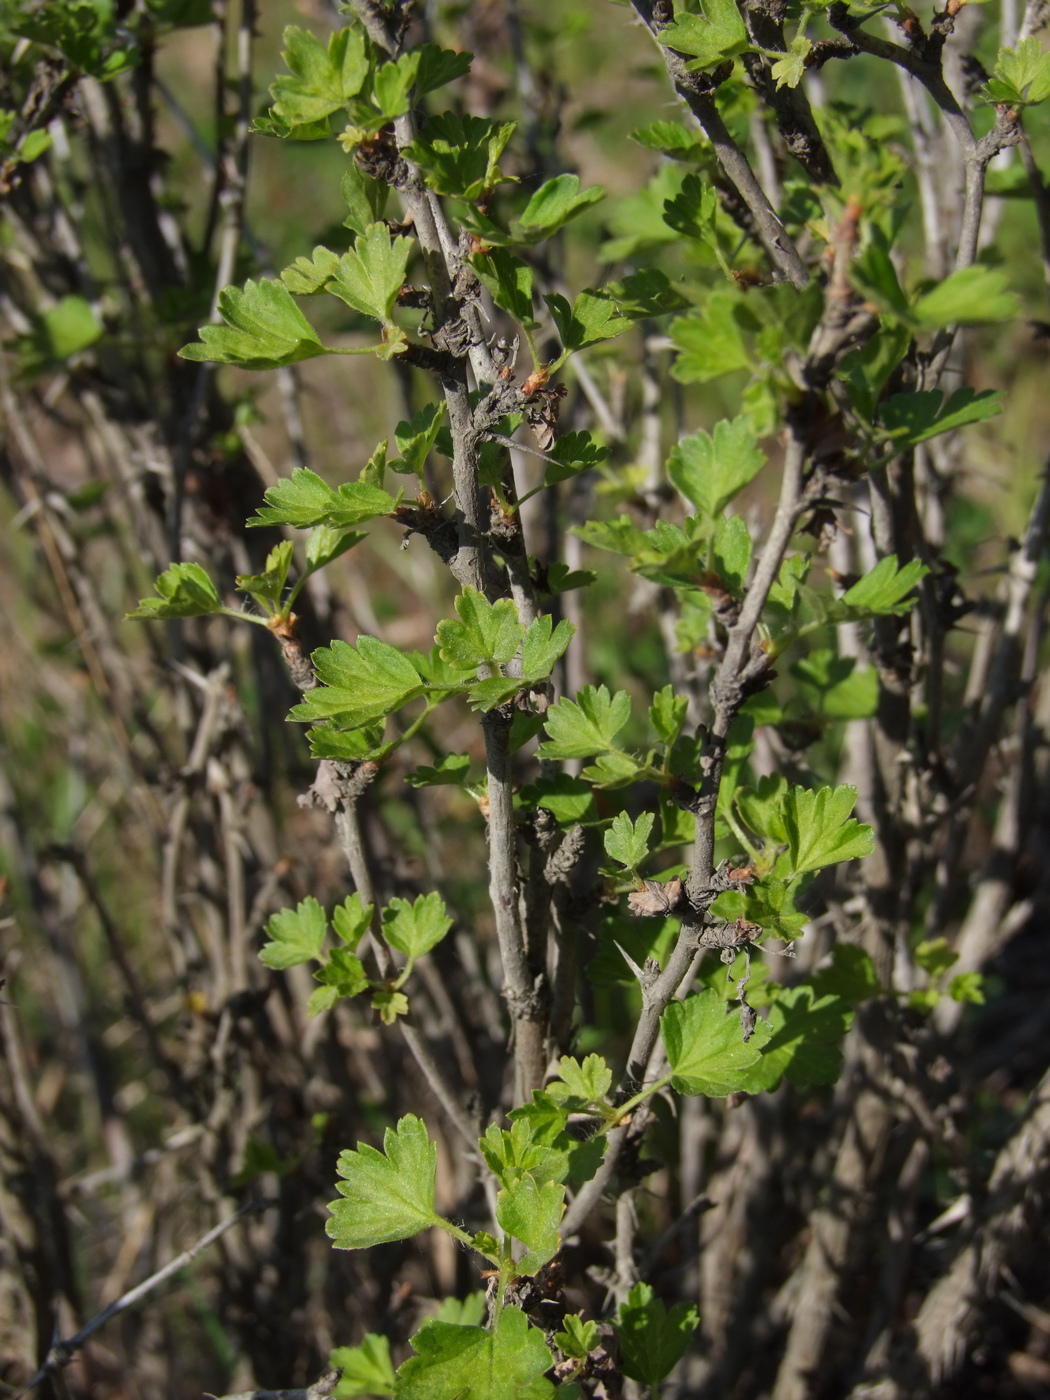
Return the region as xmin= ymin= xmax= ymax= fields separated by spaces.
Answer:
xmin=15 ymin=1199 xmax=275 ymax=1399
xmin=484 ymin=711 xmax=547 ymax=1104
xmin=324 ymin=764 xmax=480 ymax=1146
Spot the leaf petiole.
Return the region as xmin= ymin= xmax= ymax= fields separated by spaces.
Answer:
xmin=436 ymin=1217 xmax=476 ymax=1250
xmin=219 ymin=606 xmax=272 ymax=627
xmin=613 ymin=1074 xmax=674 ymax=1122
xmin=721 ymin=803 xmax=761 ymax=865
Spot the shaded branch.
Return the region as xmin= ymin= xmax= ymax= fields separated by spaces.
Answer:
xmin=15 ymin=1199 xmax=276 ymax=1399
xmin=630 ymin=2 xmax=810 ymax=288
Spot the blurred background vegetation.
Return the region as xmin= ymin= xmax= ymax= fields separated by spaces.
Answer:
xmin=4 ymin=1 xmax=1050 ymax=1397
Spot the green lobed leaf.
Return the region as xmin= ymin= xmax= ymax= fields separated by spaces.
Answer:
xmin=437 ymin=588 xmax=524 ymax=670
xmin=736 ymin=986 xmax=854 ymax=1091
xmin=307 ymin=724 xmax=387 ymax=762
xmin=406 ymin=754 xmax=471 ymax=788
xmin=414 ymin=44 xmax=474 ymax=96
xmin=519 ymin=775 xmax=598 ymax=826
xmin=289 ymin=637 xmax=426 ymax=728
xmin=604 ymin=268 xmax=690 ymax=319
xmin=650 ymin=685 xmax=688 ymax=746
xmin=471 ymin=248 xmax=536 ymax=327
xmin=603 ymin=811 xmax=654 ymax=870
xmin=327 ymin=1115 xmax=441 ymax=1249
xmin=519 ymin=615 xmax=576 ymax=681
xmin=786 ymin=652 xmax=878 ymax=723
xmin=629 ymin=120 xmax=707 ymax=161
xmin=710 ymin=877 xmax=808 ymax=944
xmin=389 ymin=403 xmax=447 ymax=479
xmin=668 ymin=415 xmax=765 ymax=519
xmin=734 ymin=773 xmax=789 ymax=846
xmin=851 ymin=241 xmax=911 ymax=321
xmin=838 ymin=321 xmax=913 ymax=422
xmin=305 ymin=524 xmax=367 ymax=572
xmin=180 ymin=278 xmax=328 ymax=369
xmin=327 ymin=224 xmax=413 ymax=323
xmin=260 ymin=896 xmax=328 ymax=969
xmin=481 ymin=1118 xmax=569 ymax=1188
xmin=394 ymin=1306 xmax=553 ymax=1400
xmin=571 ymin=516 xmax=651 ymax=556
xmin=333 ymin=893 xmax=374 ymax=952
xmin=341 ymin=165 xmax=389 ymax=238
xmin=582 ymin=751 xmax=643 ymax=788
xmin=984 ymin=38 xmax=1050 ymax=105
xmin=496 ymin=1173 xmax=565 ymax=1274
xmin=359 ymin=439 xmax=389 ymax=489
xmin=554 ymin=1315 xmax=599 ymax=1362
xmin=544 ymin=290 xmax=632 ymax=356
xmin=465 ymin=665 xmax=540 ymax=713
xmin=913 ymin=265 xmax=1019 ymax=329
xmin=877 ymin=387 xmax=1002 ymax=450
xmin=510 ymin=712 xmax=547 ymax=753
xmin=840 ymin=555 xmax=928 ymax=618
xmin=782 ymin=784 xmax=874 ymax=875
xmin=662 ymin=990 xmax=769 ymax=1096
xmin=128 ymin=561 xmax=222 ymax=621
xmin=433 ymin=1294 xmax=488 ymax=1326
xmin=331 ymin=1334 xmax=395 ymax=1398
xmin=811 ymin=944 xmax=882 ymax=1005
xmin=31 ymin=294 xmax=102 ymax=362
xmin=712 ymin=514 xmax=752 ymax=594
xmin=309 ymin=984 xmax=343 ymax=1016
xmin=371 ymin=987 xmax=410 ymax=1024
xmin=662 ymin=173 xmax=718 ymax=245
xmin=253 ymin=112 xmax=333 ymax=142
xmin=310 ymin=948 xmax=370 ymax=1013
xmin=269 ymin=25 xmax=368 ymax=125
xmin=411 ymin=646 xmax=469 ymax=690
xmin=502 ymin=1097 xmax=606 ymax=1189
xmin=616 ymin=1282 xmax=699 ymax=1388
xmin=541 ymin=562 xmax=598 ymax=595
xmin=772 ymin=35 xmax=812 ymax=88
xmin=517 ymin=173 xmax=604 ymax=239
xmin=546 ymin=1054 xmax=613 ymax=1108
xmin=542 ymin=431 xmax=609 ymax=485
xmin=658 ymin=2 xmax=749 ymax=69
xmin=406 ymin=113 xmax=513 ymax=201
xmin=249 ymin=470 xmax=396 ymax=530
xmin=537 ymin=685 xmax=632 ymax=760
xmin=372 ymin=52 xmax=421 ymax=120
xmin=236 ymin=541 xmax=294 ymax=609
xmin=913 ymin=937 xmax=957 ymax=978
xmin=948 ymin=971 xmax=985 ymax=1004
xmin=669 ymin=292 xmax=752 ymax=383
xmin=381 ymin=892 xmax=453 ymax=960
xmin=281 ymin=245 xmax=345 ymax=295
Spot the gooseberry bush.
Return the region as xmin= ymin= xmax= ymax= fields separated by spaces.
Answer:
xmin=5 ymin=0 xmax=1050 ymax=1396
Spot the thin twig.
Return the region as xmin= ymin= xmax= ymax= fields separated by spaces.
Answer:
xmin=15 ymin=1199 xmax=275 ymax=1399
xmin=484 ymin=710 xmax=547 ymax=1104
xmin=208 ymin=1373 xmax=341 ymax=1400
xmin=628 ymin=2 xmax=810 ymax=288
xmin=318 ymin=764 xmax=481 ymax=1146
xmin=1019 ymin=127 xmax=1050 ymax=293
